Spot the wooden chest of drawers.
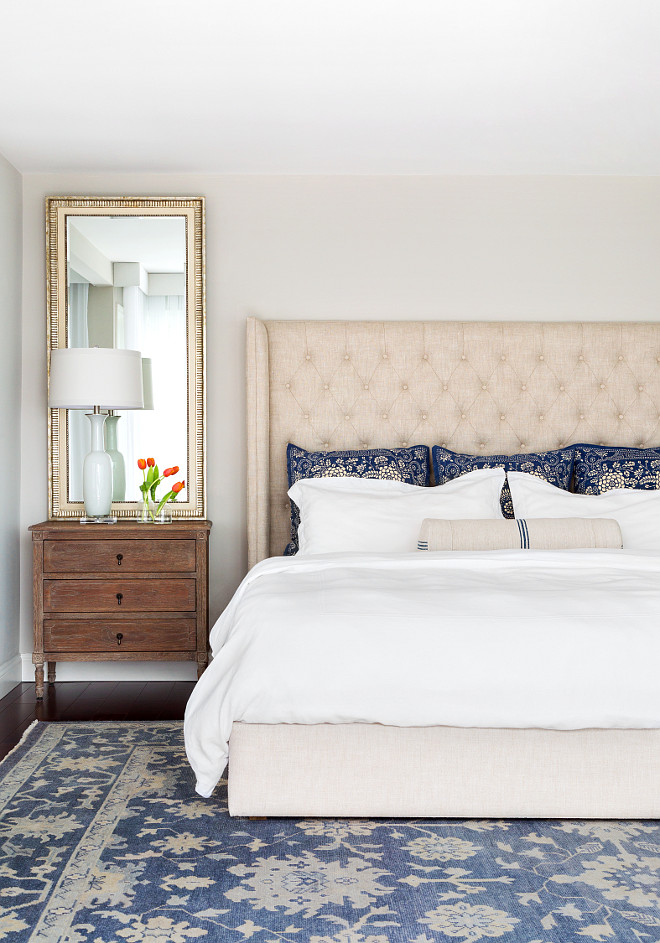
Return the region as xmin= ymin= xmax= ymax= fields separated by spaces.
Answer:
xmin=30 ymin=520 xmax=212 ymax=698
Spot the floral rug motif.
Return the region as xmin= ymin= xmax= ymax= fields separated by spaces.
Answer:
xmin=0 ymin=722 xmax=659 ymax=942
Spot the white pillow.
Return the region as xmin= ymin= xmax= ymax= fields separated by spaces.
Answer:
xmin=508 ymin=471 xmax=660 ymax=550
xmin=288 ymin=467 xmax=506 ymax=554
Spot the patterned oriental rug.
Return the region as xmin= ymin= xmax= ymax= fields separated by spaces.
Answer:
xmin=0 ymin=723 xmax=659 ymax=943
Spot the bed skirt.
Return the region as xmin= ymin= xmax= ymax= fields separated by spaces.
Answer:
xmin=228 ymin=722 xmax=660 ymax=818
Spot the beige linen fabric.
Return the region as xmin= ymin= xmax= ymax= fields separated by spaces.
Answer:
xmin=417 ymin=516 xmax=623 ymax=550
xmin=228 ymin=722 xmax=660 ymax=818
xmin=247 ymin=319 xmax=660 ymax=565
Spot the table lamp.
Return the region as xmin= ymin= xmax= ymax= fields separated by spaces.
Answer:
xmin=49 ymin=348 xmax=144 ymax=522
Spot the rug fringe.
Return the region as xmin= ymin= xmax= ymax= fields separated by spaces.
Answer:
xmin=0 ymin=719 xmax=39 ymax=767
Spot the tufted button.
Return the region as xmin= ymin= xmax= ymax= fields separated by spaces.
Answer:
xmin=618 ymin=414 xmax=624 ymax=420
xmin=639 ymin=386 xmax=644 ymax=392
xmin=364 ymin=384 xmax=369 ymax=390
xmin=401 ymin=441 xmax=408 ymax=447
xmin=461 ymin=354 xmax=466 ymax=360
xmin=618 ymin=355 xmax=623 ymax=361
xmin=422 ymin=353 xmax=428 ymax=360
xmin=304 ymin=413 xmax=309 ymax=420
xmin=441 ymin=443 xmax=447 ymax=448
xmin=383 ymin=353 xmax=388 ymax=359
xmin=479 ymin=443 xmax=485 ymax=448
xmin=520 ymin=443 xmax=527 ymax=449
xmin=539 ymin=355 xmax=544 ymax=361
xmin=501 ymin=355 xmax=506 ymax=361
xmin=579 ymin=355 xmax=584 ymax=361
xmin=482 ymin=384 xmax=487 ymax=391
xmin=500 ymin=415 xmax=506 ymax=421
xmin=600 ymin=384 xmax=606 ymax=389
xmin=344 ymin=354 xmax=349 ymax=360
xmin=382 ymin=413 xmax=388 ymax=419
xmin=521 ymin=384 xmax=527 ymax=391
xmin=402 ymin=384 xmax=408 ymax=390
xmin=323 ymin=384 xmax=329 ymax=390
xmin=422 ymin=414 xmax=427 ymax=420
xmin=560 ymin=385 xmax=565 ymax=391
xmin=579 ymin=414 xmax=585 ymax=420
xmin=305 ymin=354 xmax=311 ymax=360
xmin=362 ymin=442 xmax=368 ymax=448
xmin=323 ymin=443 xmax=329 ymax=448
xmin=345 ymin=415 xmax=350 ymax=421
xmin=599 ymin=442 xmax=605 ymax=446
xmin=443 ymin=384 xmax=448 ymax=391
xmin=539 ymin=415 xmax=545 ymax=421
xmin=285 ymin=383 xmax=291 ymax=389
xmin=461 ymin=413 xmax=466 ymax=419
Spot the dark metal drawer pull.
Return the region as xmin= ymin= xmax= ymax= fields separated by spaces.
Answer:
xmin=116 ymin=554 xmax=123 ymax=566
xmin=116 ymin=633 xmax=123 ymax=646
xmin=116 ymin=593 xmax=123 ymax=606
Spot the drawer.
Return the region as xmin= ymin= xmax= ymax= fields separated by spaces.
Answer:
xmin=43 ymin=579 xmax=196 ymax=612
xmin=44 ymin=539 xmax=196 ymax=573
xmin=44 ymin=618 xmax=196 ymax=652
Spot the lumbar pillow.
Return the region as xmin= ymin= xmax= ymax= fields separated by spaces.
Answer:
xmin=417 ymin=517 xmax=622 ymax=551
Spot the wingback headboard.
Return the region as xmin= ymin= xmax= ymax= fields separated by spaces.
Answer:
xmin=247 ymin=318 xmax=660 ymax=567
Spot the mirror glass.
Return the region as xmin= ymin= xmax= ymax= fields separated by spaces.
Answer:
xmin=47 ymin=198 xmax=205 ymax=519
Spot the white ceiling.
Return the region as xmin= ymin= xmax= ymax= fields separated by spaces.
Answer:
xmin=2 ymin=0 xmax=659 ymax=174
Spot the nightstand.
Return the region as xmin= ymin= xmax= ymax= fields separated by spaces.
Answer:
xmin=29 ymin=520 xmax=212 ymax=698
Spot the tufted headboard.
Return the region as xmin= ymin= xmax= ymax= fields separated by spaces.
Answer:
xmin=247 ymin=318 xmax=660 ymax=566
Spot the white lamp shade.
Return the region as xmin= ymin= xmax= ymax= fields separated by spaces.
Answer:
xmin=49 ymin=348 xmax=144 ymax=410
xmin=141 ymin=357 xmax=155 ymax=411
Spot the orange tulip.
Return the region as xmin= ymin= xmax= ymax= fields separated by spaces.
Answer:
xmin=163 ymin=467 xmax=173 ymax=477
xmin=172 ymin=465 xmax=180 ymax=475
xmin=172 ymin=480 xmax=185 ymax=494
xmin=147 ymin=457 xmax=155 ymax=467
xmin=137 ymin=458 xmax=147 ymax=470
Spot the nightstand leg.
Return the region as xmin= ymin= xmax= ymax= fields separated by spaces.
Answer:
xmin=47 ymin=662 xmax=56 ymax=685
xmin=196 ymin=654 xmax=208 ymax=679
xmin=35 ymin=664 xmax=44 ymax=699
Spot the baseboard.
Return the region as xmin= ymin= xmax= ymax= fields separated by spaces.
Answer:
xmin=0 ymin=654 xmax=23 ymax=699
xmin=20 ymin=654 xmax=197 ymax=682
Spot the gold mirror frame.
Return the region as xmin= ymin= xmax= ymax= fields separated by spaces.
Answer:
xmin=46 ymin=196 xmax=206 ymax=519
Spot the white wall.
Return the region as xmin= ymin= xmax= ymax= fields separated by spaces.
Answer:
xmin=0 ymin=154 xmax=23 ymax=693
xmin=19 ymin=174 xmax=660 ymax=678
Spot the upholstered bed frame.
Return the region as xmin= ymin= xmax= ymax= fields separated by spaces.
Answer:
xmin=230 ymin=318 xmax=660 ymax=817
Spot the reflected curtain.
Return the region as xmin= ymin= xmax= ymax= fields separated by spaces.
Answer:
xmin=121 ymin=286 xmax=187 ymax=500
xmin=67 ymin=284 xmax=89 ymax=502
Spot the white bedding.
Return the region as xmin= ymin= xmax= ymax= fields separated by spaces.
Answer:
xmin=184 ymin=549 xmax=660 ymax=797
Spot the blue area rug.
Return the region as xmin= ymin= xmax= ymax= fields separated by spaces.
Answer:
xmin=0 ymin=722 xmax=659 ymax=942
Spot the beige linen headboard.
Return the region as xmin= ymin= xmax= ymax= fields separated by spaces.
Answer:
xmin=247 ymin=318 xmax=660 ymax=566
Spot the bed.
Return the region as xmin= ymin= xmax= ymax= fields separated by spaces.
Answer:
xmin=185 ymin=318 xmax=660 ymax=817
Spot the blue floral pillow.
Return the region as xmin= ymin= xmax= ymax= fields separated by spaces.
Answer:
xmin=285 ymin=443 xmax=431 ymax=554
xmin=574 ymin=444 xmax=660 ymax=495
xmin=432 ymin=445 xmax=576 ymax=518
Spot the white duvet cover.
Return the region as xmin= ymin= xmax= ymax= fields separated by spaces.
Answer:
xmin=184 ymin=550 xmax=660 ymax=797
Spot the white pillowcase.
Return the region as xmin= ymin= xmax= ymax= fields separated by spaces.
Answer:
xmin=508 ymin=471 xmax=660 ymax=550
xmin=288 ymin=467 xmax=506 ymax=554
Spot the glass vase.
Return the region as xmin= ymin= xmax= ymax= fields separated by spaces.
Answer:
xmin=136 ymin=500 xmax=172 ymax=524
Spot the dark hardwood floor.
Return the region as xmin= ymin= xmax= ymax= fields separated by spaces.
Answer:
xmin=0 ymin=681 xmax=196 ymax=761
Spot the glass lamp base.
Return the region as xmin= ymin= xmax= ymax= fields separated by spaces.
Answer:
xmin=80 ymin=515 xmax=118 ymax=524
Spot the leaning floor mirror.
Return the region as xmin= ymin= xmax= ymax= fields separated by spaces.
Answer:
xmin=47 ymin=196 xmax=206 ymax=519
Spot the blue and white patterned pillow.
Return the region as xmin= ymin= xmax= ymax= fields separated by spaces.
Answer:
xmin=432 ymin=445 xmax=576 ymax=518
xmin=285 ymin=443 xmax=431 ymax=554
xmin=574 ymin=444 xmax=660 ymax=494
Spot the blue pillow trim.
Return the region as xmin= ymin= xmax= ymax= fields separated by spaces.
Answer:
xmin=573 ymin=443 xmax=660 ymax=495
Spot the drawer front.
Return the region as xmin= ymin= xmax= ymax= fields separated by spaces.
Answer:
xmin=44 ymin=619 xmax=196 ymax=652
xmin=44 ymin=539 xmax=196 ymax=573
xmin=43 ymin=579 xmax=196 ymax=613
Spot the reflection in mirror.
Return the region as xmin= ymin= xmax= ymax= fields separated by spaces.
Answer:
xmin=66 ymin=216 xmax=188 ymax=502
xmin=47 ymin=197 xmax=205 ymax=520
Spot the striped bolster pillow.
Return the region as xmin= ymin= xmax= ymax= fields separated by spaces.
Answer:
xmin=417 ymin=517 xmax=623 ymax=551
